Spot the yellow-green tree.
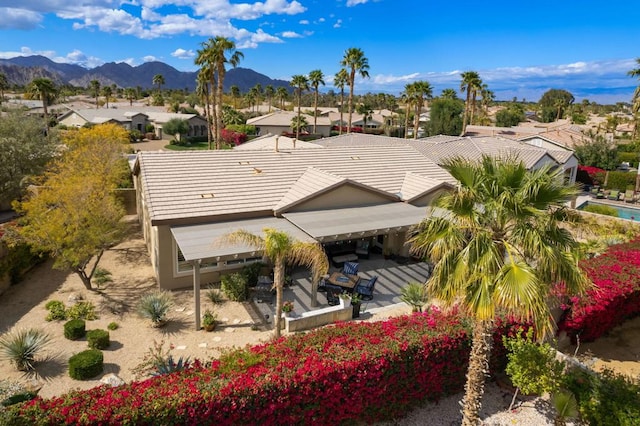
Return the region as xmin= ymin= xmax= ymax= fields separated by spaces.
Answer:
xmin=222 ymin=228 xmax=328 ymax=338
xmin=11 ymin=124 xmax=130 ymax=290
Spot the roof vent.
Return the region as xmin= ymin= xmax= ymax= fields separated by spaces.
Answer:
xmin=253 ymin=167 xmax=263 ymax=174
xmin=200 ymin=193 xmax=214 ymax=198
xmin=350 ymin=156 xmax=361 ymax=160
xmin=239 ymin=161 xmax=251 ymax=165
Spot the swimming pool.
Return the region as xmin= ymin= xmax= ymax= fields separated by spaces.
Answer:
xmin=578 ymin=201 xmax=640 ymax=222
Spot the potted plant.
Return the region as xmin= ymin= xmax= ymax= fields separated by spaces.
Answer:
xmin=282 ymin=300 xmax=294 ymax=317
xmin=202 ymin=309 xmax=217 ymax=332
xmin=350 ymin=292 xmax=362 ymax=318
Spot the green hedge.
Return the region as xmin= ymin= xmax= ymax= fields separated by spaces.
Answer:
xmin=220 ymin=272 xmax=248 ymax=302
xmin=68 ymin=349 xmax=103 ymax=380
xmin=86 ymin=329 xmax=110 ymax=350
xmin=595 ymin=170 xmax=637 ymax=190
xmin=63 ymin=319 xmax=86 ymax=340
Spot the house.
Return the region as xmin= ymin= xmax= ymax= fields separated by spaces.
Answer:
xmin=58 ymin=108 xmax=208 ymax=140
xmin=234 ymin=134 xmax=324 ymax=150
xmin=132 ymin=145 xmax=456 ymax=292
xmin=313 ymin=133 xmax=579 ymax=184
xmin=246 ymin=110 xmax=333 ymax=137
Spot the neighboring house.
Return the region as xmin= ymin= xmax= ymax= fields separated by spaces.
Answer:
xmin=313 ymin=133 xmax=579 ymax=184
xmin=132 ymin=145 xmax=456 ymax=290
xmin=246 ymin=110 xmax=332 ymax=137
xmin=234 ymin=133 xmax=324 ymax=150
xmin=58 ymin=108 xmax=208 ymax=139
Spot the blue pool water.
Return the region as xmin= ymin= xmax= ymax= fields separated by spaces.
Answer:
xmin=578 ymin=201 xmax=640 ymax=222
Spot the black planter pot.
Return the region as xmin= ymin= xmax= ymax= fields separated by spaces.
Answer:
xmin=351 ymin=302 xmax=361 ymax=318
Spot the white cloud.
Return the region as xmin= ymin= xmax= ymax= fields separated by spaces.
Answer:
xmin=237 ymin=28 xmax=283 ymax=48
xmin=333 ymin=19 xmax=342 ymax=28
xmin=371 ymin=73 xmax=421 ymax=85
xmin=0 ymin=7 xmax=43 ymax=29
xmin=299 ymin=19 xmax=309 ymax=24
xmin=0 ymin=46 xmax=55 ymax=59
xmin=346 ymin=0 xmax=369 ymax=6
xmin=281 ymin=30 xmax=302 ymax=38
xmin=143 ymin=55 xmax=158 ymax=62
xmin=318 ymin=17 xmax=325 ymax=22
xmin=192 ymin=0 xmax=306 ymax=21
xmin=171 ymin=48 xmax=195 ymax=59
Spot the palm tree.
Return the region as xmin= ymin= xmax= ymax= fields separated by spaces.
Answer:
xmin=308 ymin=69 xmax=325 ymax=134
xmin=153 ymin=74 xmax=165 ymax=93
xmin=627 ymin=58 xmax=640 ymax=138
xmin=221 ymin=228 xmax=328 ymax=338
xmin=459 ymin=71 xmax=482 ymax=135
xmin=334 ymin=68 xmax=349 ymax=134
xmin=101 ymin=85 xmax=112 ymax=109
xmin=124 ymin=87 xmax=136 ymax=106
xmin=276 ymin=86 xmax=289 ymax=110
xmin=211 ymin=37 xmax=243 ymax=145
xmin=290 ymin=115 xmax=309 ymax=135
xmin=441 ymin=88 xmax=458 ymax=100
xmin=89 ymin=79 xmax=100 ymax=109
xmin=401 ymin=82 xmax=416 ymax=139
xmin=230 ymin=85 xmax=241 ymax=109
xmin=0 ymin=72 xmax=8 ymax=105
xmin=409 ymin=156 xmax=589 ymax=426
xmin=412 ymin=80 xmax=433 ymax=139
xmin=264 ymin=85 xmax=275 ymax=112
xmin=340 ymin=47 xmax=370 ymax=133
xmin=290 ymin=74 xmax=309 ymax=143
xmin=28 ymin=77 xmax=56 ymax=128
xmin=196 ymin=70 xmax=214 ymax=149
xmin=356 ymin=103 xmax=373 ymax=133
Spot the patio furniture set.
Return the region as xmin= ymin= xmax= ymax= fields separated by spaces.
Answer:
xmin=321 ymin=261 xmax=378 ymax=306
xmin=590 ymin=186 xmax=640 ymax=203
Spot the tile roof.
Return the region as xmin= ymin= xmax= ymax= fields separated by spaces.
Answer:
xmin=136 ymin=145 xmax=454 ymax=224
xmin=246 ymin=110 xmax=332 ymax=126
xmin=234 ymin=134 xmax=323 ymax=150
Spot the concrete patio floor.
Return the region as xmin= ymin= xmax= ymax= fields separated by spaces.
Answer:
xmin=251 ymin=254 xmax=432 ymax=326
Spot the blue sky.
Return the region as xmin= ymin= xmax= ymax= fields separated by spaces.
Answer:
xmin=1 ymin=0 xmax=639 ymax=103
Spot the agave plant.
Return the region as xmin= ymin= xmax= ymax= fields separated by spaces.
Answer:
xmin=137 ymin=291 xmax=173 ymax=327
xmin=0 ymin=328 xmax=51 ymax=371
xmin=400 ymin=281 xmax=429 ymax=313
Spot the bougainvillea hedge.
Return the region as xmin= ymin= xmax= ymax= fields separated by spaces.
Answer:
xmin=7 ymin=309 xmax=523 ymax=425
xmin=558 ymin=238 xmax=640 ymax=343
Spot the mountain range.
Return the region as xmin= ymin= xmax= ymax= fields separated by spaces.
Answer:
xmin=0 ymin=55 xmax=290 ymax=93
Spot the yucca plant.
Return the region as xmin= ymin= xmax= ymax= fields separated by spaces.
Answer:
xmin=0 ymin=328 xmax=51 ymax=371
xmin=137 ymin=291 xmax=173 ymax=327
xmin=400 ymin=281 xmax=429 ymax=313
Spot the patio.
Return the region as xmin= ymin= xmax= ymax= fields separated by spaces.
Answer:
xmin=250 ymin=253 xmax=432 ymax=328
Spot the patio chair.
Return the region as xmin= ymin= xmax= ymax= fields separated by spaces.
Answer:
xmin=325 ymin=283 xmax=342 ymax=306
xmin=625 ymin=190 xmax=636 ymax=203
xmin=607 ymin=189 xmax=620 ymax=201
xmin=342 ymin=261 xmax=359 ymax=276
xmin=355 ymin=240 xmax=370 ymax=259
xmin=355 ymin=276 xmax=378 ymax=301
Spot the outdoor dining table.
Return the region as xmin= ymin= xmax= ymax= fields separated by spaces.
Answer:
xmin=327 ymin=271 xmax=360 ymax=292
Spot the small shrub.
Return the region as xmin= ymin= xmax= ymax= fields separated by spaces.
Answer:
xmin=0 ymin=328 xmax=51 ymax=371
xmin=86 ymin=329 xmax=110 ymax=349
xmin=241 ymin=262 xmax=264 ymax=287
xmin=221 ymin=272 xmax=248 ymax=302
xmin=130 ymin=340 xmax=190 ymax=379
xmin=44 ymin=300 xmax=67 ymax=321
xmin=63 ymin=319 xmax=86 ymax=341
xmin=107 ymin=322 xmax=119 ymax=331
xmin=400 ymin=281 xmax=429 ymax=312
xmin=583 ymin=204 xmax=619 ymax=217
xmin=68 ymin=349 xmax=104 ymax=380
xmin=92 ymin=268 xmax=113 ymax=288
xmin=137 ymin=291 xmax=173 ymax=326
xmin=153 ymin=355 xmax=191 ymax=376
xmin=66 ymin=301 xmax=98 ymax=321
xmin=206 ymin=286 xmax=224 ymax=305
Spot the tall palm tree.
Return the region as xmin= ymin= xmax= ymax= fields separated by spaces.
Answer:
xmin=124 ymin=87 xmax=136 ymax=106
xmin=89 ymin=79 xmax=100 ymax=109
xmin=308 ymin=69 xmax=325 ymax=134
xmin=334 ymin=68 xmax=349 ymax=134
xmin=230 ymin=85 xmax=241 ymax=109
xmin=152 ymin=74 xmax=165 ymax=93
xmin=290 ymin=74 xmax=309 ymax=143
xmin=356 ymin=103 xmax=373 ymax=133
xmin=409 ymin=156 xmax=589 ymax=426
xmin=276 ymin=86 xmax=289 ymax=110
xmin=628 ymin=58 xmax=640 ymax=138
xmin=459 ymin=71 xmax=482 ymax=135
xmin=401 ymin=82 xmax=416 ymax=139
xmin=211 ymin=37 xmax=243 ymax=144
xmin=264 ymin=85 xmax=275 ymax=112
xmin=441 ymin=88 xmax=458 ymax=100
xmin=196 ymin=70 xmax=213 ymax=149
xmin=0 ymin=72 xmax=8 ymax=105
xmin=28 ymin=77 xmax=56 ymax=128
xmin=222 ymin=228 xmax=328 ymax=339
xmin=101 ymin=85 xmax=112 ymax=109
xmin=340 ymin=47 xmax=370 ymax=133
xmin=412 ymin=80 xmax=433 ymax=139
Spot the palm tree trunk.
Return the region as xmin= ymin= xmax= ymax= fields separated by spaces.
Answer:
xmin=296 ymin=91 xmax=301 ymax=145
xmin=273 ymin=259 xmax=285 ymax=339
xmin=404 ymin=102 xmax=411 ymax=139
xmin=461 ymin=85 xmax=471 ymax=136
xmin=347 ymin=73 xmax=355 ymax=133
xmin=216 ymin=68 xmax=225 ymax=149
xmin=339 ymin=90 xmax=345 ymax=135
xmin=313 ymin=90 xmax=318 ymax=134
xmin=414 ymin=102 xmax=420 ymax=140
xmin=461 ymin=319 xmax=494 ymax=426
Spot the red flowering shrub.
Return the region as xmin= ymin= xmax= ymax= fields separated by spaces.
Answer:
xmin=557 ymin=238 xmax=640 ymax=343
xmin=220 ymin=128 xmax=247 ymax=146
xmin=577 ymin=165 xmax=606 ymax=186
xmin=9 ymin=309 xmax=524 ymax=425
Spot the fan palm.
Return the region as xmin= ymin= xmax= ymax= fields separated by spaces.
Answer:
xmin=221 ymin=228 xmax=328 ymax=338
xmin=308 ymin=69 xmax=325 ymax=134
xmin=290 ymin=74 xmax=309 ymax=143
xmin=340 ymin=47 xmax=370 ymax=132
xmin=275 ymin=86 xmax=289 ymax=110
xmin=411 ymin=80 xmax=432 ymax=139
xmin=459 ymin=71 xmax=482 ymax=135
xmin=409 ymin=155 xmax=590 ymax=426
xmin=28 ymin=77 xmax=56 ymax=128
xmin=88 ymin=79 xmax=100 ymax=109
xmin=334 ymin=68 xmax=349 ymax=134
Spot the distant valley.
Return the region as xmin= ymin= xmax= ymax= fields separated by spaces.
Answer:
xmin=0 ymin=55 xmax=290 ymax=93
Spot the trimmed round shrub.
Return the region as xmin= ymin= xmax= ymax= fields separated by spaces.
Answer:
xmin=68 ymin=349 xmax=103 ymax=380
xmin=63 ymin=319 xmax=86 ymax=341
xmin=107 ymin=322 xmax=119 ymax=331
xmin=86 ymin=329 xmax=110 ymax=350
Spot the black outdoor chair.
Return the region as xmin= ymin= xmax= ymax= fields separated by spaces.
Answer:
xmin=355 ymin=276 xmax=378 ymax=301
xmin=325 ymin=283 xmax=342 ymax=306
xmin=342 ymin=261 xmax=359 ymax=275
